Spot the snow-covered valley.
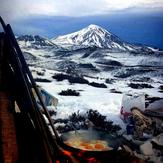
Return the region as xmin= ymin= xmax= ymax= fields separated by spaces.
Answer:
xmin=30 ymin=65 xmax=163 ymax=131
xmin=17 ymin=24 xmax=163 ymax=132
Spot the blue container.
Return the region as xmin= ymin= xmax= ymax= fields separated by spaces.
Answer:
xmin=126 ymin=124 xmax=134 ymax=135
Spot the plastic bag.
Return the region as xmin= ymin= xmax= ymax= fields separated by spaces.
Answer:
xmin=120 ymin=92 xmax=145 ymax=122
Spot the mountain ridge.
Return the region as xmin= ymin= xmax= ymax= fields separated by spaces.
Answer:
xmin=51 ymin=24 xmax=159 ymax=52
xmin=16 ymin=25 xmax=163 ymax=80
xmin=17 ymin=24 xmax=160 ymax=53
xmin=17 ymin=35 xmax=60 ymax=49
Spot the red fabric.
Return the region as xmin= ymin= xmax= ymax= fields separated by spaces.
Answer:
xmin=120 ymin=107 xmax=132 ymax=118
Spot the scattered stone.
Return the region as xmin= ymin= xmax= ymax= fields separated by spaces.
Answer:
xmin=140 ymin=141 xmax=154 ymax=156
xmin=145 ymin=94 xmax=149 ymax=98
xmin=88 ymin=82 xmax=107 ymax=88
xmin=34 ymin=78 xmax=51 ymax=83
xmin=159 ymin=85 xmax=163 ymax=93
xmin=59 ymin=89 xmax=80 ymax=96
xmin=36 ymin=71 xmax=45 ymax=76
xmin=114 ymin=68 xmax=154 ymax=78
xmin=52 ymin=73 xmax=89 ymax=84
xmin=110 ymin=89 xmax=122 ymax=94
xmin=152 ymin=133 xmax=163 ymax=147
xmin=131 ymin=77 xmax=153 ymax=83
xmin=105 ymin=78 xmax=116 ymax=84
xmin=159 ymin=85 xmax=163 ymax=90
xmin=78 ymin=63 xmax=96 ymax=69
xmin=146 ymin=96 xmax=163 ymax=105
xmin=128 ymin=83 xmax=154 ymax=89
xmin=96 ymin=60 xmax=123 ymax=66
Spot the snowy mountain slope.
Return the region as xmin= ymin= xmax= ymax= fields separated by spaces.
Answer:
xmin=52 ymin=24 xmax=123 ymax=49
xmin=51 ymin=24 xmax=158 ymax=52
xmin=17 ymin=24 xmax=163 ymax=80
xmin=17 ymin=35 xmax=65 ymax=65
xmin=17 ymin=35 xmax=60 ymax=49
xmin=24 ymin=47 xmax=163 ymax=80
xmin=16 ymin=25 xmax=163 ymax=134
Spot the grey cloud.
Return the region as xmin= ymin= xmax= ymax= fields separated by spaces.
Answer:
xmin=0 ymin=0 xmax=163 ymax=22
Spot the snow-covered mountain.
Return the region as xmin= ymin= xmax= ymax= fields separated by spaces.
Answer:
xmin=17 ymin=35 xmax=59 ymax=49
xmin=51 ymin=24 xmax=158 ymax=52
xmin=17 ymin=25 xmax=159 ymax=53
xmin=17 ymin=25 xmax=163 ymax=78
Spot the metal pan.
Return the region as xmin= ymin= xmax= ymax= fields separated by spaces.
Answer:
xmin=58 ymin=129 xmax=120 ymax=157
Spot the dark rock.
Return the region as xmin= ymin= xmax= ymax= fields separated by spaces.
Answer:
xmin=36 ymin=71 xmax=45 ymax=76
xmin=146 ymin=96 xmax=163 ymax=104
xmin=48 ymin=110 xmax=56 ymax=116
xmin=96 ymin=60 xmax=123 ymax=66
xmin=52 ymin=73 xmax=89 ymax=84
xmin=114 ymin=67 xmax=155 ymax=78
xmin=131 ymin=77 xmax=153 ymax=83
xmin=59 ymin=89 xmax=80 ymax=96
xmin=78 ymin=63 xmax=96 ymax=69
xmin=159 ymin=85 xmax=163 ymax=92
xmin=105 ymin=78 xmax=116 ymax=84
xmin=34 ymin=78 xmax=51 ymax=83
xmin=17 ymin=35 xmax=54 ymax=47
xmin=110 ymin=89 xmax=122 ymax=94
xmin=23 ymin=52 xmax=37 ymax=60
xmin=82 ymin=47 xmax=98 ymax=58
xmin=128 ymin=83 xmax=154 ymax=89
xmin=89 ymin=82 xmax=107 ymax=88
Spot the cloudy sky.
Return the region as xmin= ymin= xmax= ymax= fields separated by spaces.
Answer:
xmin=1 ymin=0 xmax=163 ymax=21
xmin=1 ymin=0 xmax=163 ymax=48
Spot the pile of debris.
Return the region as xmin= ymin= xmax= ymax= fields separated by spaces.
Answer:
xmin=120 ymin=93 xmax=163 ymax=163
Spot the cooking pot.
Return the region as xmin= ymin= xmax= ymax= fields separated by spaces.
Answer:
xmin=58 ymin=129 xmax=121 ymax=159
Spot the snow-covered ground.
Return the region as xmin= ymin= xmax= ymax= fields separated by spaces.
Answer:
xmin=39 ymin=80 xmax=124 ymax=127
xmin=18 ymin=25 xmax=163 ymax=134
xmin=31 ymin=67 xmax=163 ymax=130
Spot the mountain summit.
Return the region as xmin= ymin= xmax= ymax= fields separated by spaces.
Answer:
xmin=51 ymin=24 xmax=125 ymax=50
xmin=51 ymin=24 xmax=158 ymax=52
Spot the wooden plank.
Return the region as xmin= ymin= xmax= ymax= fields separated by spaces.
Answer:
xmin=0 ymin=33 xmax=5 ymax=86
xmin=0 ymin=92 xmax=18 ymax=163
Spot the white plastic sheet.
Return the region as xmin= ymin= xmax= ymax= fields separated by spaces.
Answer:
xmin=120 ymin=92 xmax=145 ymax=122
